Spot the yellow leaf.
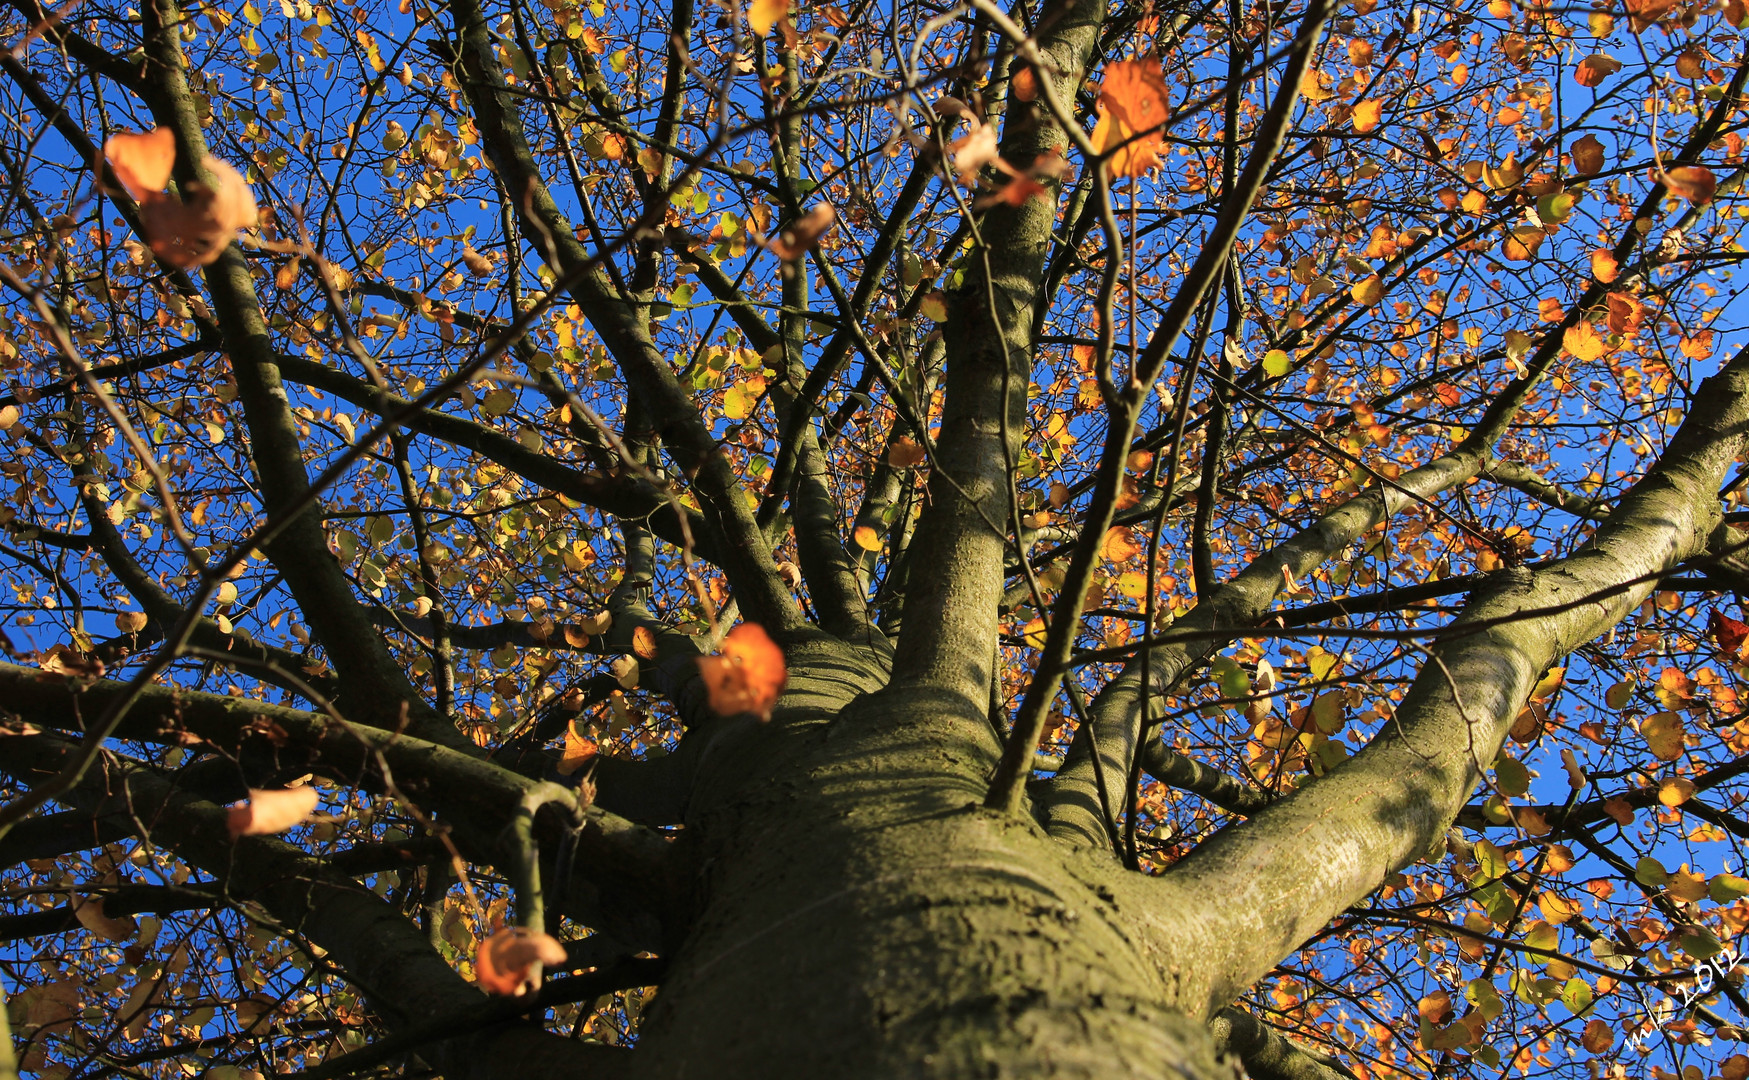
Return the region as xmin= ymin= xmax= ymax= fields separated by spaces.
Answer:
xmin=1590 ymin=248 xmax=1619 ymax=283
xmin=853 ymin=525 xmax=881 ymax=551
xmin=1351 ymin=99 xmax=1382 ymax=132
xmin=1350 ymin=274 xmax=1384 ymax=306
xmin=1658 ymin=777 xmax=1696 ymax=806
xmin=1023 ymin=617 xmax=1047 ymax=649
xmin=748 ymin=0 xmax=785 ymax=34
xmin=1561 ymin=322 xmax=1607 ymax=361
xmin=919 ymin=292 xmax=949 ymax=322
xmin=1641 ymin=711 xmax=1686 ymax=761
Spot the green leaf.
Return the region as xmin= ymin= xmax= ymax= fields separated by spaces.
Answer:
xmin=1262 ymin=349 xmax=1291 ymax=377
xmin=1634 ymin=856 xmax=1670 ymax=888
xmin=1561 ymin=977 xmax=1593 ymax=1015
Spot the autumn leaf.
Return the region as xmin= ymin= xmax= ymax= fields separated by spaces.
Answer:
xmin=696 ymin=623 xmax=787 ymax=719
xmin=1350 ymin=100 xmax=1382 ymax=133
xmin=1580 ymin=1018 xmax=1613 ymax=1053
xmin=947 ymin=122 xmax=999 ymax=183
xmin=1657 ymin=777 xmax=1695 ymax=806
xmin=476 ymin=926 xmax=567 ymax=997
xmin=609 ymin=655 xmax=639 ymax=690
xmin=72 ymin=894 xmax=137 ymax=941
xmin=102 ymin=128 xmax=176 ymax=201
xmin=887 ymin=438 xmax=926 ymax=468
xmin=1640 ymin=711 xmax=1686 ymax=762
xmin=1009 ymin=65 xmax=1038 ymax=102
xmin=139 ymin=157 xmax=259 ymax=269
xmin=1573 ymin=54 xmax=1621 ymax=88
xmin=556 ymin=719 xmax=597 ymax=776
xmin=1589 ymin=248 xmax=1618 ymax=283
xmin=1349 ymin=274 xmax=1384 ymax=306
xmin=764 ymin=203 xmax=836 ymax=261
xmin=1710 ymin=610 xmax=1749 ymax=656
xmin=1101 ymin=526 xmax=1143 ymax=562
xmin=461 ymin=245 xmax=494 ymax=277
xmin=748 ymin=0 xmax=786 ymax=35
xmin=1500 ymin=226 xmax=1543 ymax=262
xmin=1561 ymin=322 xmax=1607 ymax=361
xmin=1090 ymin=59 xmax=1171 ymax=178
xmin=632 ymin=625 xmax=659 ymax=660
xmin=1660 ymin=164 xmax=1716 ymax=204
xmin=115 ymin=610 xmax=147 ymax=633
xmin=852 ymin=525 xmax=882 ymax=551
xmin=226 ymin=786 xmax=319 ymax=839
xmin=1623 ymin=0 xmax=1675 ymax=33
xmin=1570 ymin=135 xmax=1605 ymax=176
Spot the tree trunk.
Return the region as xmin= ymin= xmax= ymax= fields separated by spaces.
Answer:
xmin=637 ymin=649 xmax=1229 ymax=1078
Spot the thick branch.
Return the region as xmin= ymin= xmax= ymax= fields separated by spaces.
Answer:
xmin=1144 ymin=343 xmax=1749 ymax=1015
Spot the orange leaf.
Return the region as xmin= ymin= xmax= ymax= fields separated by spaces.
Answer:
xmin=1624 ymin=0 xmax=1675 ymax=33
xmin=226 ymin=786 xmax=319 ymax=839
xmin=696 ymin=623 xmax=787 ymax=719
xmin=1500 ymin=226 xmax=1543 ymax=262
xmin=1350 ymin=100 xmax=1382 ymax=133
xmin=1658 ymin=777 xmax=1696 ymax=806
xmin=1661 ymin=164 xmax=1716 ymax=204
xmin=1574 ymin=54 xmax=1621 ymax=88
xmin=1010 ymin=65 xmax=1038 ymax=102
xmin=853 ymin=525 xmax=882 ymax=551
xmin=557 ymin=719 xmax=598 ymax=776
xmin=102 ymin=128 xmax=176 ymax=202
xmin=887 ymin=437 xmax=926 ymax=468
xmin=476 ymin=927 xmax=567 ymax=997
xmin=632 ymin=625 xmax=658 ymax=660
xmin=1090 ymin=59 xmax=1171 ymax=178
xmin=1589 ymin=249 xmax=1618 ymax=283
xmin=1580 ymin=1018 xmax=1613 ymax=1053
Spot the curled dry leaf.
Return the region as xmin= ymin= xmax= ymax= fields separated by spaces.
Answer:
xmin=697 ymin=622 xmax=787 ymax=720
xmin=764 ymin=203 xmax=836 ymax=261
xmin=476 ymin=926 xmax=567 ymax=997
xmin=225 ymin=785 xmax=319 ymax=840
xmin=1090 ymin=59 xmax=1171 ymax=178
xmin=948 ymin=122 xmax=999 ymax=183
xmin=72 ymin=894 xmax=137 ymax=941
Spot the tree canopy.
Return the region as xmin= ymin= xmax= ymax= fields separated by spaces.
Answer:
xmin=3 ymin=0 xmax=1749 ymax=1076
